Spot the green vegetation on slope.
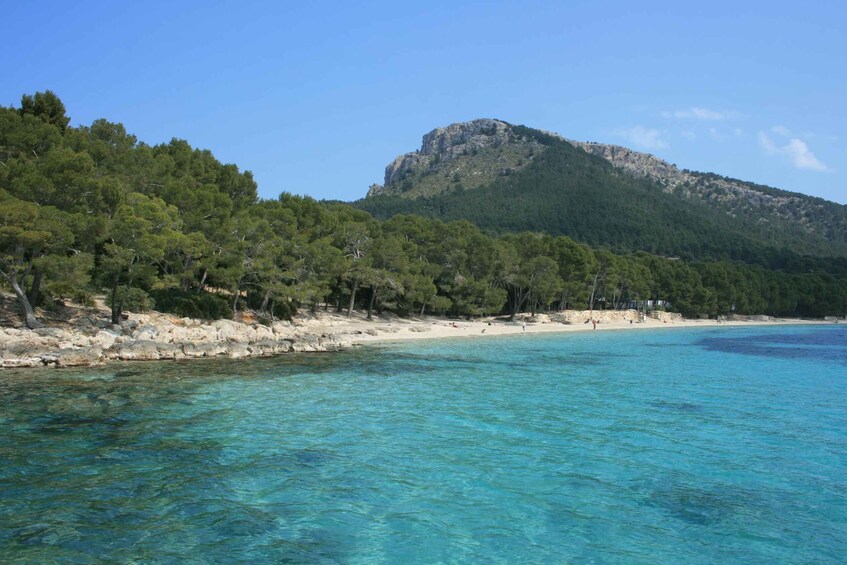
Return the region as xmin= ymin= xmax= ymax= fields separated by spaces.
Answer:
xmin=387 ymin=143 xmax=538 ymax=198
xmin=359 ymin=138 xmax=847 ymax=265
xmin=1 ymin=92 xmax=846 ymax=330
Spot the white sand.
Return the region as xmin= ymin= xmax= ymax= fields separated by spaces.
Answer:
xmin=292 ymin=310 xmax=831 ymax=347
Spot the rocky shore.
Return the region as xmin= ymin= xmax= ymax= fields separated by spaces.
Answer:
xmin=1 ymin=298 xmax=825 ymax=370
xmin=0 ymin=311 xmax=356 ymax=369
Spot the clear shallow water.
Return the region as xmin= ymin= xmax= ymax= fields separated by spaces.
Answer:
xmin=1 ymin=326 xmax=845 ymax=563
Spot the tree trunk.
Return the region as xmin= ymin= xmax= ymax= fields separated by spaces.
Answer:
xmin=5 ymin=272 xmax=39 ymax=329
xmin=110 ymin=275 xmax=120 ymax=325
xmin=197 ymin=268 xmax=208 ymax=292
xmin=181 ymin=257 xmax=193 ymax=291
xmin=558 ymin=289 xmax=570 ymax=311
xmin=509 ymin=287 xmax=529 ymax=321
xmin=613 ymin=284 xmax=624 ymax=310
xmin=231 ymin=292 xmax=239 ymax=317
xmin=259 ymin=289 xmax=271 ymax=313
xmin=346 ymin=279 xmax=359 ymax=318
xmin=27 ymin=268 xmax=43 ymax=308
xmin=117 ymin=295 xmax=127 ymax=320
xmin=420 ymin=301 xmax=427 ymax=316
xmin=367 ymin=287 xmax=377 ymax=320
xmin=588 ymin=273 xmax=601 ymax=311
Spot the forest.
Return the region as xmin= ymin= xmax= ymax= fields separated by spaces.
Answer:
xmin=2 ymin=91 xmax=846 ymax=330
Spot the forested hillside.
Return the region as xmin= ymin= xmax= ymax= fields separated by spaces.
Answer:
xmin=2 ymin=92 xmax=846 ymax=329
xmin=360 ymin=120 xmax=847 ymax=265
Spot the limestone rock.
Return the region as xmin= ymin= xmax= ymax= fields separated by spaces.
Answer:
xmin=226 ymin=343 xmax=251 ymax=358
xmin=155 ymin=342 xmax=184 ymax=360
xmin=2 ymin=356 xmax=44 ymax=368
xmin=55 ymin=347 xmax=104 ymax=367
xmin=381 ymin=119 xmax=525 ymax=191
xmin=89 ymin=330 xmax=120 ymax=349
xmin=132 ymin=325 xmax=159 ymax=340
xmin=116 ymin=340 xmax=161 ymax=361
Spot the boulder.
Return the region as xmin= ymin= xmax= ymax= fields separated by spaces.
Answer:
xmin=132 ymin=325 xmax=159 ymax=340
xmin=155 ymin=342 xmax=185 ymax=360
xmin=210 ymin=319 xmax=250 ymax=343
xmin=182 ymin=342 xmax=227 ymax=358
xmin=120 ymin=319 xmax=140 ymax=332
xmin=34 ymin=327 xmax=67 ymax=339
xmin=2 ymin=356 xmax=43 ymax=368
xmin=4 ymin=339 xmax=52 ymax=358
xmin=250 ymin=339 xmax=292 ymax=356
xmin=89 ymin=330 xmax=120 ymax=349
xmin=116 ymin=340 xmax=161 ymax=361
xmin=225 ymin=343 xmax=251 ymax=358
xmin=55 ymin=347 xmax=104 ymax=367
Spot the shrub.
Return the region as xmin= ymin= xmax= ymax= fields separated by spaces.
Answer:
xmin=107 ymin=287 xmax=155 ymax=313
xmin=149 ymin=289 xmax=231 ymax=320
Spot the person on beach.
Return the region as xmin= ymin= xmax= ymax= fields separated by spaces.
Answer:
xmin=592 ymin=320 xmax=597 ymax=330
xmin=522 ymin=323 xmax=526 ymax=331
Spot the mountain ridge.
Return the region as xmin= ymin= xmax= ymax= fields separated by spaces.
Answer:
xmin=360 ymin=119 xmax=847 ymax=261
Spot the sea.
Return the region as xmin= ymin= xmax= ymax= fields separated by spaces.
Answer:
xmin=1 ymin=324 xmax=845 ymax=563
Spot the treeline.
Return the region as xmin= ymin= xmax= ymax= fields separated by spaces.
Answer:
xmin=1 ymin=92 xmax=845 ymax=329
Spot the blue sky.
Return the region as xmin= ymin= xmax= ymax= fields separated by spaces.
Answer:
xmin=3 ymin=1 xmax=845 ymax=203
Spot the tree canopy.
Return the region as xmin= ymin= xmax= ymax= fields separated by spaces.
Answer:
xmin=2 ymin=92 xmax=845 ymax=328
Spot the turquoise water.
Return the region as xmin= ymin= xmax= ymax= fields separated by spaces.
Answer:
xmin=1 ymin=325 xmax=845 ymax=563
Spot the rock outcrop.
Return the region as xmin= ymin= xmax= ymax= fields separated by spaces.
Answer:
xmin=0 ymin=312 xmax=354 ymax=369
xmin=566 ymin=140 xmax=814 ymax=227
xmin=383 ymin=119 xmax=511 ymax=186
xmin=373 ymin=119 xmax=544 ymax=197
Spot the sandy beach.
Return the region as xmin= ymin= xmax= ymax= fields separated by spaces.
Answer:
xmin=294 ymin=309 xmax=831 ymax=347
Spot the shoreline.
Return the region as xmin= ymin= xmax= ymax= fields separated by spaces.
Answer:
xmin=0 ymin=306 xmax=836 ymax=370
xmin=343 ymin=314 xmax=831 ymax=347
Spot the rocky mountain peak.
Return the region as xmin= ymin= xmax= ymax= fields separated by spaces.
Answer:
xmin=382 ymin=119 xmax=514 ymax=188
xmin=375 ymin=119 xmax=548 ymax=196
xmin=419 ymin=118 xmax=511 ymax=157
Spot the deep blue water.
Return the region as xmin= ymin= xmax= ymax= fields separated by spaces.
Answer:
xmin=1 ymin=325 xmax=845 ymax=563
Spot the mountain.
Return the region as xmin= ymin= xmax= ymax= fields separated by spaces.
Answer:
xmin=358 ymin=119 xmax=847 ymax=265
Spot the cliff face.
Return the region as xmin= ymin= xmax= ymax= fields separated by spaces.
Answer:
xmin=373 ymin=119 xmax=543 ymax=198
xmin=567 ymin=141 xmax=683 ymax=184
xmin=383 ymin=119 xmax=509 ymax=185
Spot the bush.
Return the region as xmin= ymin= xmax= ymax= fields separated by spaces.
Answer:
xmin=149 ymin=289 xmax=231 ymax=320
xmin=107 ymin=287 xmax=155 ymax=313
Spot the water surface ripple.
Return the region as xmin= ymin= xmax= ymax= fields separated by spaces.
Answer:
xmin=1 ymin=326 xmax=845 ymax=563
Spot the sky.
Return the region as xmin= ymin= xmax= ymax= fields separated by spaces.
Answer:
xmin=2 ymin=1 xmax=845 ymax=203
